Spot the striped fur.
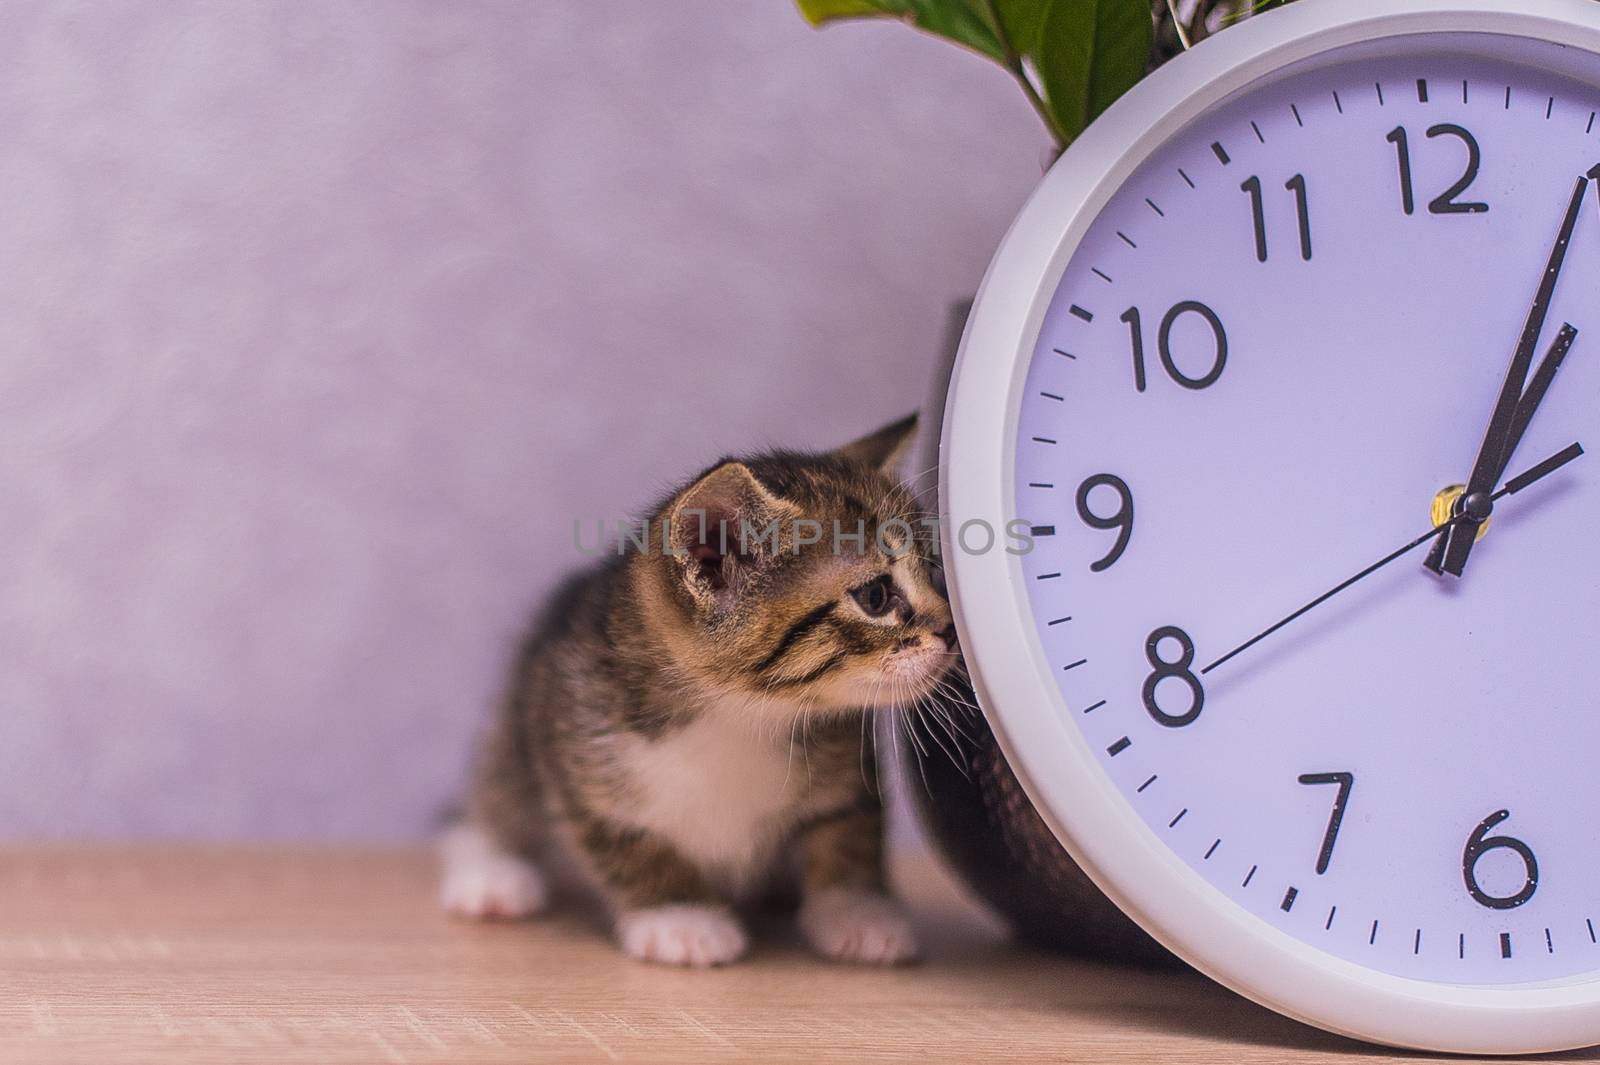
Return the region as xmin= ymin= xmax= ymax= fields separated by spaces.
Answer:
xmin=447 ymin=415 xmax=954 ymax=966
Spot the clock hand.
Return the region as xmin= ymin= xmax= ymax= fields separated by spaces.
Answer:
xmin=1499 ymin=324 xmax=1579 ymax=479
xmin=1201 ymin=441 xmax=1584 ymax=677
xmin=1423 ymin=323 xmax=1580 ymax=573
xmin=1428 ymin=168 xmax=1594 ymax=578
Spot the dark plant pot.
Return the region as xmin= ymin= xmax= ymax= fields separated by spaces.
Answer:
xmin=907 ymin=300 xmax=1178 ymax=968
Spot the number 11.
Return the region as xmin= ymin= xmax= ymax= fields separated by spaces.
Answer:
xmin=1241 ymin=173 xmax=1312 ymax=262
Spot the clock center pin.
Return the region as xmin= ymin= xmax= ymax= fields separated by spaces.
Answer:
xmin=1431 ymin=484 xmax=1492 ymax=540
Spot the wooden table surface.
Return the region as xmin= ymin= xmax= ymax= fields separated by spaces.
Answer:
xmin=0 ymin=844 xmax=1585 ymax=1064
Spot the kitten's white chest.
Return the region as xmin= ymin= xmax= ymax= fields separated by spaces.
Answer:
xmin=622 ymin=703 xmax=806 ymax=880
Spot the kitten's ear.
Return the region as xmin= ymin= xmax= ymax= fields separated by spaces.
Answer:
xmin=833 ymin=413 xmax=918 ymax=478
xmin=668 ymin=462 xmax=794 ymax=606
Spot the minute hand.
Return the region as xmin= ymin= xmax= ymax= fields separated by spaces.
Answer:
xmin=1202 ymin=442 xmax=1585 ymax=677
xmin=1431 ymin=169 xmax=1593 ymax=577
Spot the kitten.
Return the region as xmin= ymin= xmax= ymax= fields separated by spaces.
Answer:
xmin=440 ymin=415 xmax=957 ymax=967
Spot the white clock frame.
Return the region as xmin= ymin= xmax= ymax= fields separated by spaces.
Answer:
xmin=939 ymin=0 xmax=1600 ymax=1053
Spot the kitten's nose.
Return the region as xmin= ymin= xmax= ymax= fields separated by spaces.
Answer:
xmin=935 ymin=623 xmax=958 ymax=650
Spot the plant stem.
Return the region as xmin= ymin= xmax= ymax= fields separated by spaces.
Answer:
xmin=1166 ymin=0 xmax=1192 ymax=48
xmin=979 ymin=0 xmax=1073 ymax=151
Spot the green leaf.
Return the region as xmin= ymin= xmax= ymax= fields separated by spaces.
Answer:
xmin=794 ymin=0 xmax=893 ymax=22
xmin=793 ymin=0 xmax=1007 ymax=63
xmin=1035 ymin=0 xmax=1152 ymax=139
xmin=991 ymin=0 xmax=1047 ymax=56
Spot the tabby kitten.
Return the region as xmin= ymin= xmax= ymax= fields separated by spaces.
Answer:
xmin=440 ymin=415 xmax=956 ymax=967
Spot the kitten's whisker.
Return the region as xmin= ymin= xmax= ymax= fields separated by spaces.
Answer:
xmin=916 ymin=693 xmax=970 ymax=773
xmin=930 ymin=671 xmax=979 ymax=709
xmin=858 ymin=703 xmax=873 ymax=791
xmin=781 ymin=706 xmax=804 ymax=790
xmin=905 ymin=682 xmax=960 ymax=769
xmin=801 ymin=710 xmax=814 ymax=785
xmin=900 ymin=687 xmax=940 ymax=801
xmin=934 ymin=694 xmax=979 ymax=725
xmin=898 ymin=695 xmax=931 ymax=760
xmin=927 ymin=696 xmax=977 ymax=742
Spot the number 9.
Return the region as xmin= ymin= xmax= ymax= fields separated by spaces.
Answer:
xmin=1076 ymin=474 xmax=1134 ymax=572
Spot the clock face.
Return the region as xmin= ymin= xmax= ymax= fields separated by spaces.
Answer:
xmin=1011 ymin=32 xmax=1600 ymax=986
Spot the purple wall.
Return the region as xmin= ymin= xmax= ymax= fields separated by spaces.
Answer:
xmin=0 ymin=1 xmax=1042 ymax=838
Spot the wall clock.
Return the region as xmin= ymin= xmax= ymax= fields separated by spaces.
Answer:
xmin=939 ymin=0 xmax=1600 ymax=1052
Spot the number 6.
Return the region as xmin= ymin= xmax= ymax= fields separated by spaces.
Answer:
xmin=1462 ymin=809 xmax=1538 ymax=910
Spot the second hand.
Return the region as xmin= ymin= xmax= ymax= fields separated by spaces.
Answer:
xmin=1200 ymin=441 xmax=1584 ymax=677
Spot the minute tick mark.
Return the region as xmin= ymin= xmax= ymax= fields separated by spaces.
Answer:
xmin=1137 ymin=774 xmax=1157 ymax=793
xmin=1242 ymin=865 xmax=1257 ymax=888
xmin=1178 ymin=167 xmax=1195 ymax=188
xmin=1145 ymin=197 xmax=1165 ymax=217
xmin=1375 ymin=81 xmax=1385 ymax=106
xmin=1091 ymin=267 xmax=1114 ymax=283
xmin=1062 ymin=658 xmax=1087 ymax=672
xmin=1204 ymin=839 xmax=1220 ymax=860
xmin=1250 ymin=120 xmax=1265 ymax=144
xmin=1039 ymin=391 xmax=1064 ymax=401
xmin=1168 ymin=808 xmax=1187 ymax=828
xmin=1290 ymin=103 xmax=1303 ymax=127
xmin=1117 ymin=231 xmax=1138 ymax=249
xmin=1052 ymin=348 xmax=1077 ymax=360
xmin=1081 ymin=699 xmax=1106 ymax=714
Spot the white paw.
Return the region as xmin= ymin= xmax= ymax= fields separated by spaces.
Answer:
xmin=799 ymin=889 xmax=919 ymax=965
xmin=438 ymin=823 xmax=548 ymax=920
xmin=617 ymin=904 xmax=748 ymax=968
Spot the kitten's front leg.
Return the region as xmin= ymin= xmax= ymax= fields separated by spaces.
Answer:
xmin=576 ymin=814 xmax=748 ymax=968
xmin=795 ymin=804 xmax=919 ymax=965
xmin=439 ymin=821 xmax=549 ymax=920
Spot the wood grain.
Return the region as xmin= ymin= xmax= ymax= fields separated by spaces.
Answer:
xmin=0 ymin=844 xmax=1574 ymax=1064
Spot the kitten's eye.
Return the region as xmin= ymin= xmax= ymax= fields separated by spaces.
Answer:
xmin=851 ymin=576 xmax=895 ymax=617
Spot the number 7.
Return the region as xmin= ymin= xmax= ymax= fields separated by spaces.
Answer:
xmin=1298 ymin=772 xmax=1354 ymax=875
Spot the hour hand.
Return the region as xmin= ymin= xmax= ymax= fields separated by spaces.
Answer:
xmin=1426 ymin=323 xmax=1579 ymax=575
xmin=1426 ymin=169 xmax=1592 ymax=578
